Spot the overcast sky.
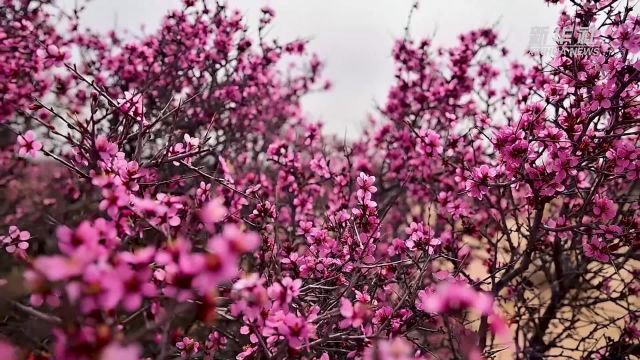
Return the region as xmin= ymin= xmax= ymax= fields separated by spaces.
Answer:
xmin=61 ymin=0 xmax=559 ymax=137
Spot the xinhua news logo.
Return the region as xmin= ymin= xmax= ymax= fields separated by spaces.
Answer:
xmin=528 ymin=26 xmax=603 ymax=56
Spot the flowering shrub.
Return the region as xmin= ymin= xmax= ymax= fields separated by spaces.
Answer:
xmin=0 ymin=0 xmax=639 ymax=359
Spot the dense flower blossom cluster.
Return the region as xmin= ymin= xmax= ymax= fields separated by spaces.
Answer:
xmin=0 ymin=0 xmax=638 ymax=359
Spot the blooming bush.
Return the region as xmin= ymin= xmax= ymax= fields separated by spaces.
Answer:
xmin=0 ymin=0 xmax=639 ymax=359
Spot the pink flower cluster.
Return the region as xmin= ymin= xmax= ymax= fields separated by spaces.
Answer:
xmin=417 ymin=282 xmax=511 ymax=342
xmin=0 ymin=0 xmax=638 ymax=359
xmin=1 ymin=225 xmax=30 ymax=254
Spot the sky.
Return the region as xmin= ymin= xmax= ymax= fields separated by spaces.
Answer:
xmin=60 ymin=0 xmax=560 ymax=137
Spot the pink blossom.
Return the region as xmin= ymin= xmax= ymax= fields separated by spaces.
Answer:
xmin=55 ymin=221 xmax=100 ymax=255
xmin=583 ymin=237 xmax=610 ymax=262
xmin=17 ymin=130 xmax=42 ymax=157
xmin=31 ymin=252 xmax=90 ymax=281
xmin=417 ymin=282 xmax=493 ymax=316
xmin=116 ymin=262 xmax=156 ymax=311
xmin=465 ymin=165 xmax=497 ymax=200
xmin=417 ymin=129 xmax=443 ymax=157
xmin=1 ymin=226 xmax=30 ymax=254
xmin=117 ymin=90 xmax=145 ymax=122
xmin=267 ymin=277 xmax=302 ymax=310
xmin=200 ymin=197 xmax=228 ymax=225
xmin=267 ymin=311 xmax=316 ymax=349
xmin=95 ymin=135 xmax=118 ymax=161
xmin=363 ymin=338 xmax=416 ymax=360
xmin=230 ymin=274 xmax=269 ymax=321
xmin=99 ymin=187 xmax=129 ymax=219
xmin=100 ymin=342 xmax=141 ymax=360
xmin=176 ymin=337 xmax=200 ymax=358
xmin=590 ymin=83 xmax=613 ymax=110
xmin=156 ymin=239 xmax=203 ymax=301
xmin=220 ymin=224 xmax=260 ymax=254
xmin=356 ymin=172 xmax=377 ymax=201
xmin=0 ymin=340 xmax=17 ymax=360
xmin=193 ymin=237 xmax=238 ymax=292
xmin=204 ymin=331 xmax=227 ymax=357
xmin=65 ymin=264 xmax=124 ymax=313
xmin=0 ymin=1 xmax=637 ymax=359
xmin=339 ymin=298 xmax=370 ymax=329
xmin=592 ymin=195 xmax=617 ymax=222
